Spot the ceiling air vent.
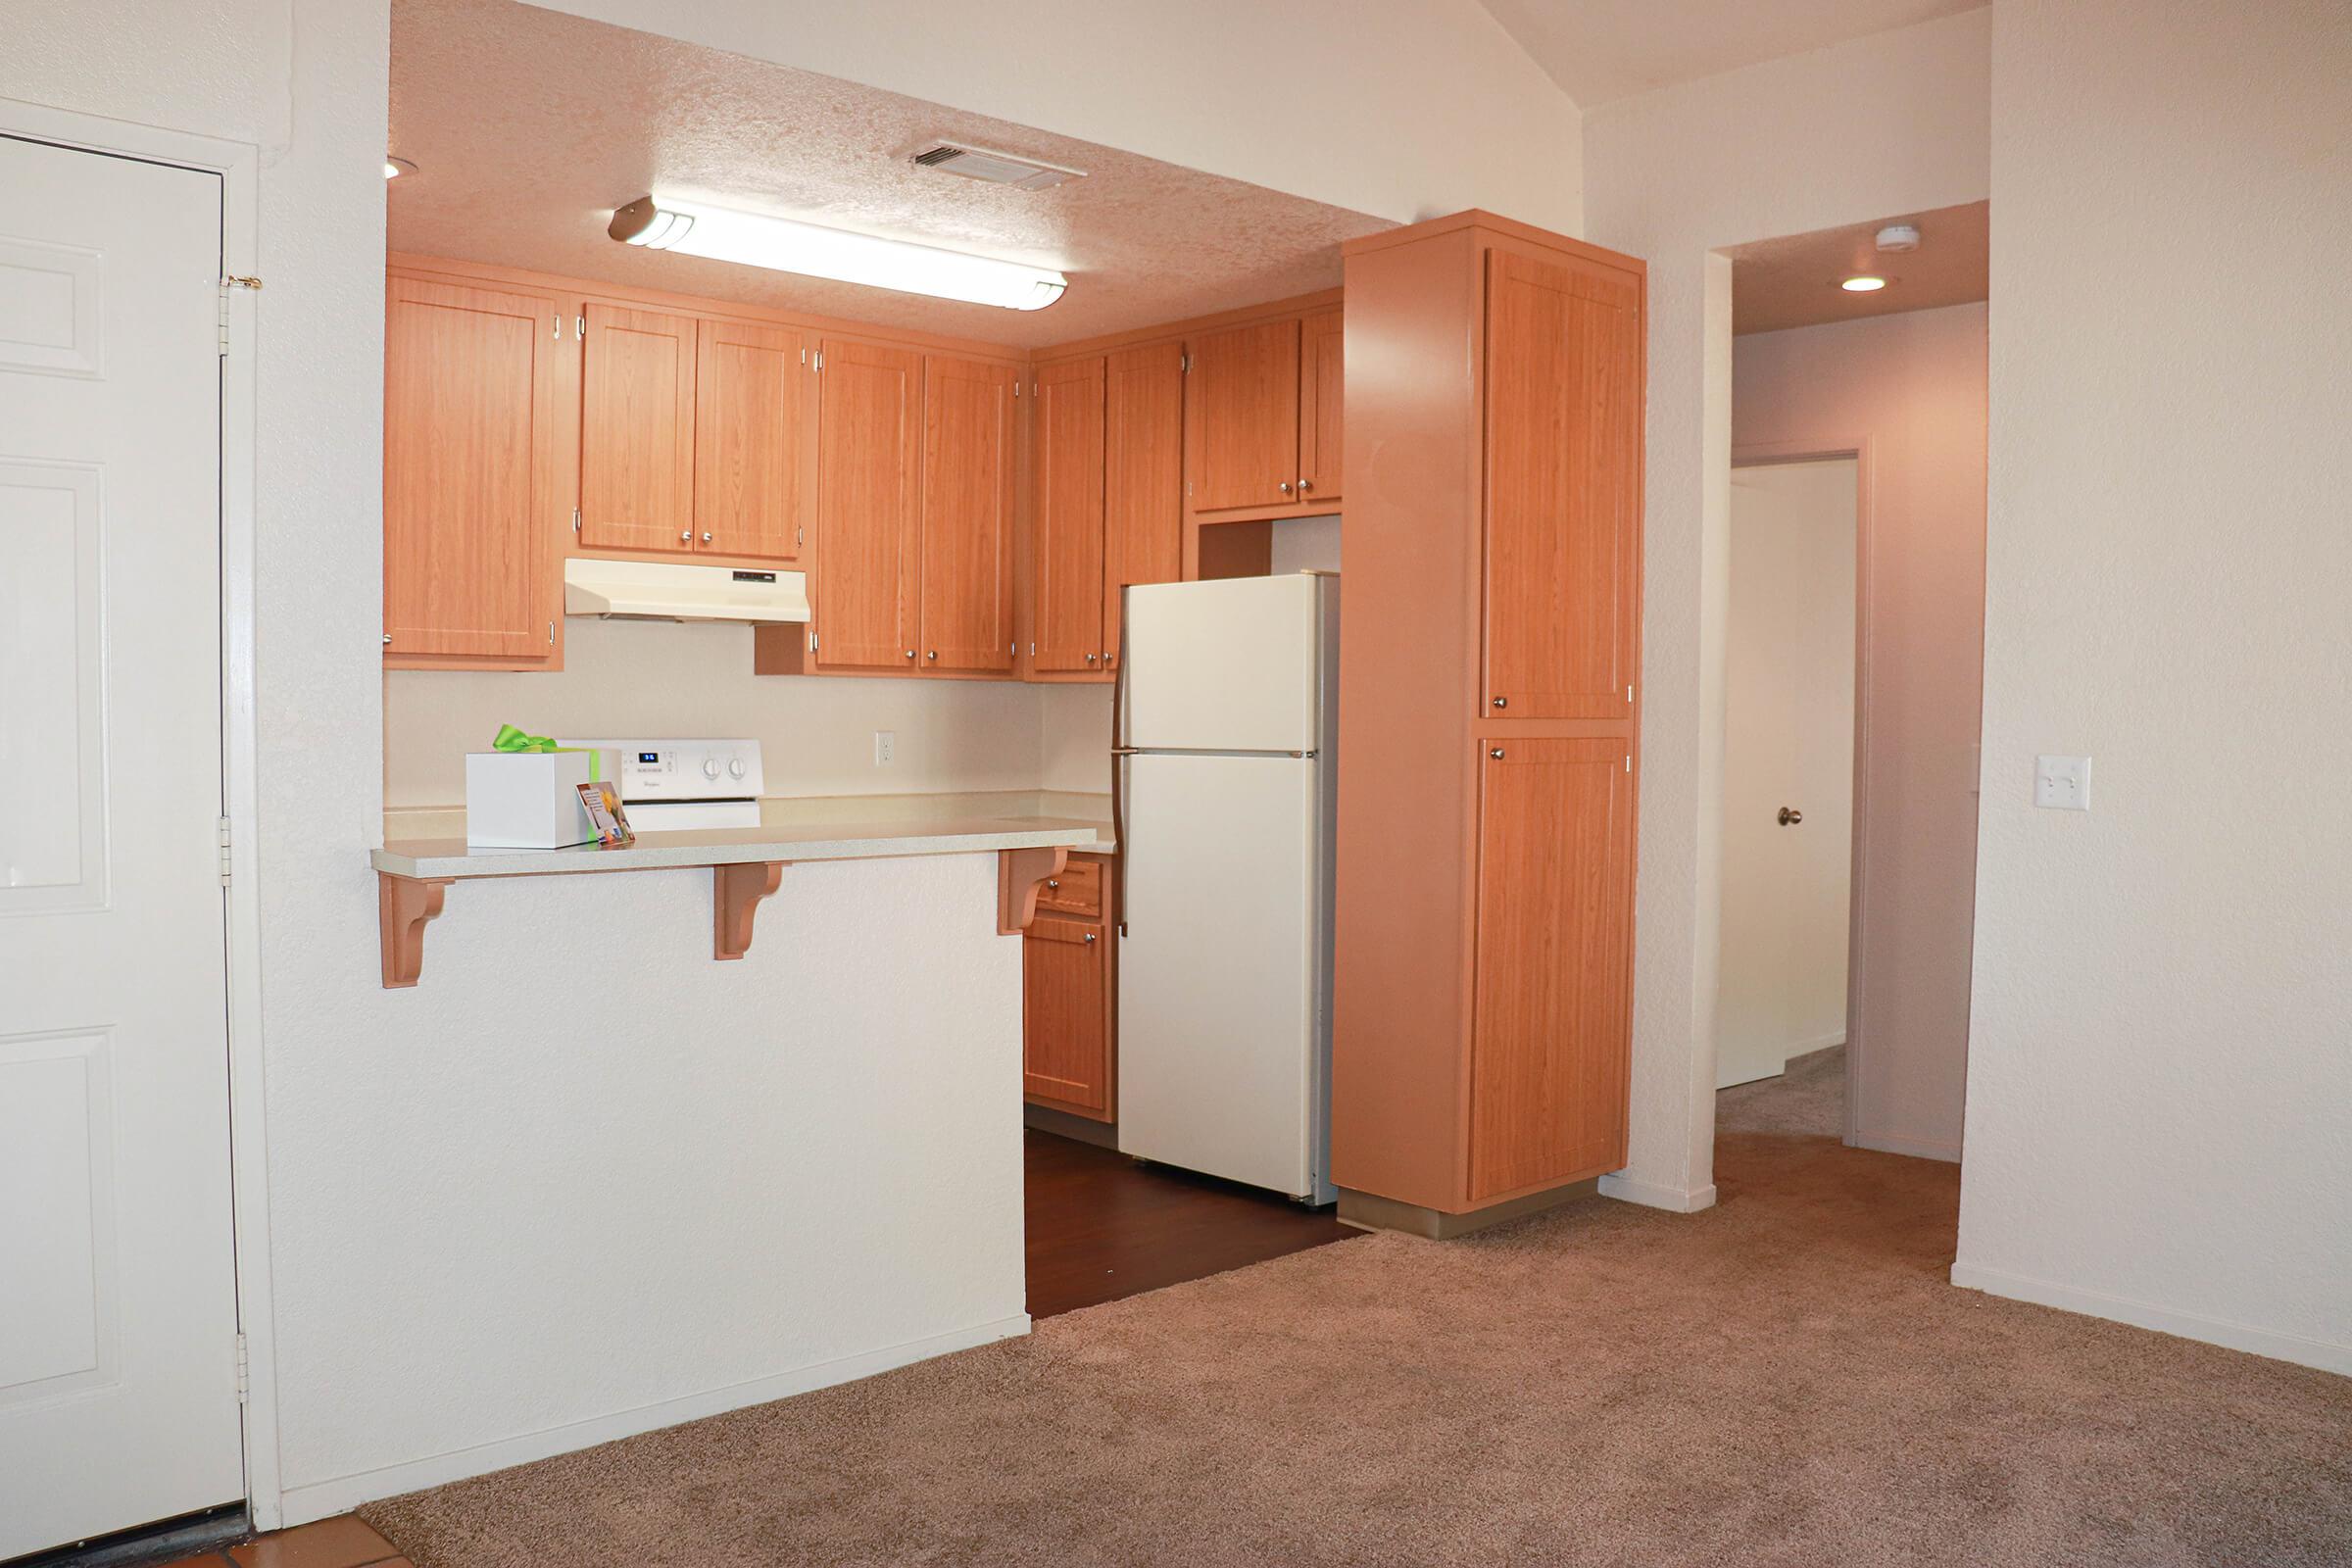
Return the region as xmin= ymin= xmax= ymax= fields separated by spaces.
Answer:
xmin=909 ymin=142 xmax=1086 ymax=191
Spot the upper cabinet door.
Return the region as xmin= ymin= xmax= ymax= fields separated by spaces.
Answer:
xmin=580 ymin=302 xmax=697 ymax=553
xmin=1186 ymin=318 xmax=1300 ymax=514
xmin=694 ymin=318 xmax=812 ymax=562
xmin=1102 ymin=341 xmax=1184 ymax=669
xmin=815 ymin=338 xmax=923 ymax=668
xmin=1031 ymin=357 xmax=1106 ymax=673
xmin=920 ymin=355 xmax=1017 ymax=672
xmin=383 ymin=275 xmax=560 ymax=660
xmin=1467 ymin=737 xmax=1634 ymax=1202
xmin=1481 ymin=250 xmax=1642 ymax=721
xmin=1298 ymin=308 xmax=1344 ymax=507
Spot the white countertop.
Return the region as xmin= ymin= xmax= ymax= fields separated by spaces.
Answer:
xmin=373 ymin=814 xmax=1106 ymax=880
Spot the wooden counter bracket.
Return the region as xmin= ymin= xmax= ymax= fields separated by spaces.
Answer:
xmin=713 ymin=861 xmax=786 ymax=960
xmin=377 ymin=858 xmax=792 ymax=987
xmin=997 ymin=845 xmax=1071 ymax=934
xmin=378 ymin=872 xmax=452 ymax=990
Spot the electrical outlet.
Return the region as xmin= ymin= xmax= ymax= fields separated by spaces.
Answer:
xmin=2034 ymin=755 xmax=2090 ymax=810
xmin=873 ymin=730 xmax=895 ymax=766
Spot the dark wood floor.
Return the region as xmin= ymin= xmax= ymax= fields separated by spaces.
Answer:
xmin=1023 ymin=1129 xmax=1356 ymax=1317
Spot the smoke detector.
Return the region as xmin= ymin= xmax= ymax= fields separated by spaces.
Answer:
xmin=1875 ymin=223 xmax=1922 ymax=253
xmin=909 ymin=141 xmax=1086 ymax=191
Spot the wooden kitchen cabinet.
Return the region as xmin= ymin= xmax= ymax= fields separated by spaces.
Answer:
xmin=1185 ymin=318 xmax=1299 ymax=515
xmin=382 ymin=273 xmax=564 ymax=665
xmin=579 ymin=302 xmax=698 ymax=554
xmin=1023 ymin=854 xmax=1117 ymax=1120
xmin=919 ymin=355 xmax=1018 ymax=672
xmin=1298 ymin=307 xmax=1344 ymax=507
xmin=1331 ymin=213 xmax=1644 ymax=1227
xmin=813 ymin=338 xmax=924 ymax=669
xmin=1031 ymin=356 xmax=1107 ymax=673
xmin=1481 ymin=251 xmax=1641 ymax=720
xmin=1102 ymin=340 xmax=1184 ymax=668
xmin=694 ymin=317 xmax=814 ymax=562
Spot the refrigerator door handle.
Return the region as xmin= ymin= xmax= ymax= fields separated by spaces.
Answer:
xmin=1111 ymin=584 xmax=1131 ymax=935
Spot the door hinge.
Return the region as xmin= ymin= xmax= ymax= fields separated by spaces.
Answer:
xmin=234 ymin=1332 xmax=250 ymax=1401
xmin=217 ymin=816 xmax=233 ymax=887
xmin=216 ymin=284 xmax=232 ymax=355
xmin=572 ymin=507 xmax=582 ymax=533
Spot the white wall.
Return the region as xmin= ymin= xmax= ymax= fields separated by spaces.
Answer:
xmin=533 ymin=0 xmax=1584 ymax=231
xmin=386 ymin=622 xmax=1047 ymax=807
xmin=1734 ymin=304 xmax=1987 ymax=1157
xmin=1952 ymin=0 xmax=2352 ymax=1373
xmin=1580 ymin=10 xmax=1992 ymax=1210
xmin=1720 ymin=460 xmax=1856 ymax=1089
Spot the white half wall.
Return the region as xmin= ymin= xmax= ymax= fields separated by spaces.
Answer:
xmin=1734 ymin=304 xmax=1988 ymax=1158
xmin=1953 ymin=0 xmax=2352 ymax=1374
xmin=530 ymin=0 xmax=1584 ymax=231
xmin=1581 ymin=10 xmax=1992 ymax=1208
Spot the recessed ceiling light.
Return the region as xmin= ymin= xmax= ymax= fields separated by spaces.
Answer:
xmin=384 ymin=157 xmax=416 ymax=180
xmin=1840 ymin=275 xmax=1888 ymax=292
xmin=608 ymin=195 xmax=1067 ymax=312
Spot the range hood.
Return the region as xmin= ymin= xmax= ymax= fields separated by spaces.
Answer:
xmin=563 ymin=558 xmax=810 ymax=624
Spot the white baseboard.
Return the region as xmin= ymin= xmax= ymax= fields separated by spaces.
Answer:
xmin=276 ymin=1312 xmax=1032 ymax=1525
xmin=1851 ymin=1128 xmax=1962 ymax=1162
xmin=1949 ymin=1263 xmax=2352 ymax=1376
xmin=1598 ymin=1173 xmax=1718 ymax=1213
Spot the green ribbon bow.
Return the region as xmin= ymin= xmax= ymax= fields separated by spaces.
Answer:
xmin=491 ymin=724 xmax=602 ymax=780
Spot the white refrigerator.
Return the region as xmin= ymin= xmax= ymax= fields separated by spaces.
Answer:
xmin=1112 ymin=572 xmax=1339 ymax=1203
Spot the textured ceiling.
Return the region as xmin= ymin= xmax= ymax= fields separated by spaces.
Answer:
xmin=1476 ymin=0 xmax=1984 ymax=106
xmin=387 ymin=0 xmax=1392 ymax=349
xmin=1732 ymin=201 xmax=1988 ymax=336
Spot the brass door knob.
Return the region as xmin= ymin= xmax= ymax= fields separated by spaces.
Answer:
xmin=1779 ymin=807 xmax=1803 ymax=825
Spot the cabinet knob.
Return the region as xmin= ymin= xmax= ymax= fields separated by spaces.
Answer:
xmin=1084 ymin=931 xmax=1097 ymax=944
xmin=700 ymin=531 xmax=712 ymax=544
xmin=1086 ymin=652 xmax=1099 ymax=663
xmin=1779 ymin=807 xmax=1804 ymax=826
xmin=1278 ymin=481 xmax=1294 ymax=495
xmin=905 ymin=650 xmax=916 ymax=660
xmin=1047 ymin=878 xmax=1060 ymax=889
xmin=926 ymin=650 xmax=938 ymax=661
xmin=1491 ymin=696 xmax=1507 ymax=710
xmin=1298 ymin=478 xmax=1313 ymax=492
xmin=1490 ymin=748 xmax=1506 ymax=760
xmin=679 ymin=530 xmax=691 ymax=542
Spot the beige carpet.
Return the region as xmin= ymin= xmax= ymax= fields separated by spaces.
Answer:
xmin=364 ymin=1123 xmax=2352 ymax=1566
xmin=1718 ymin=1042 xmax=1846 ymax=1136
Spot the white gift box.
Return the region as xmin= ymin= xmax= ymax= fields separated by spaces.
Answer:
xmin=465 ymin=749 xmax=622 ymax=849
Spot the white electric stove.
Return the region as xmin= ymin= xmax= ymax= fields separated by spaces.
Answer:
xmin=555 ymin=737 xmax=764 ymax=830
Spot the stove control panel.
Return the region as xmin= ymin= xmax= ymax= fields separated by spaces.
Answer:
xmin=555 ymin=738 xmax=763 ymax=803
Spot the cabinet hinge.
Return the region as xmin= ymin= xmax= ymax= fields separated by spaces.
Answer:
xmin=796 ymin=525 xmax=805 ymax=548
xmin=549 ymin=620 xmax=556 ymax=646
xmin=1626 ymin=755 xmax=1632 ymax=772
xmin=551 ymin=313 xmax=561 ymax=339
xmin=234 ymin=1332 xmax=250 ymax=1401
xmin=572 ymin=507 xmax=582 ymax=533
xmin=217 ymin=815 xmax=233 ymax=887
xmin=809 ymin=631 xmax=818 ymax=653
xmin=1012 ymin=380 xmax=1021 ymax=398
xmin=1628 ymin=684 xmax=1635 ymax=704
xmin=812 ymin=349 xmax=824 ymax=371
xmin=1180 ymin=353 xmax=1191 ymax=373
xmin=575 ymin=314 xmax=585 ymax=340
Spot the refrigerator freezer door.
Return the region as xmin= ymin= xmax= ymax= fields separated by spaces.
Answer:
xmin=1120 ymin=575 xmax=1323 ymax=753
xmin=1116 ymin=752 xmax=1324 ymax=1198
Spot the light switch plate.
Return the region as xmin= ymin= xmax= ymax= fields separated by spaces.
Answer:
xmin=2034 ymin=754 xmax=2090 ymax=810
xmin=873 ymin=730 xmax=895 ymax=766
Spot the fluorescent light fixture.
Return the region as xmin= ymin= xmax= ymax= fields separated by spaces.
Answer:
xmin=384 ymin=157 xmax=416 ymax=180
xmin=1840 ymin=274 xmax=1888 ymax=292
xmin=609 ymin=195 xmax=1067 ymax=312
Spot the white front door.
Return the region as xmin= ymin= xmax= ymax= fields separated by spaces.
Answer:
xmin=0 ymin=131 xmax=243 ymax=1555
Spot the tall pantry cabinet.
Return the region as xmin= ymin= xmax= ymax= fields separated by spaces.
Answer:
xmin=1331 ymin=212 xmax=1645 ymax=1229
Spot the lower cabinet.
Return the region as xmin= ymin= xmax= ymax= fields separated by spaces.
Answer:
xmin=1022 ymin=854 xmax=1116 ymax=1120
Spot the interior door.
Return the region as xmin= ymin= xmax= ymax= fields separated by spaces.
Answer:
xmin=693 ymin=317 xmax=811 ymax=562
xmin=382 ymin=274 xmax=560 ymax=659
xmin=1102 ymin=340 xmax=1183 ymax=669
xmin=919 ymin=354 xmax=1016 ymax=671
xmin=0 ymin=132 xmax=244 ymax=1557
xmin=579 ymin=301 xmax=697 ymax=553
xmin=814 ymin=338 xmax=921 ymax=668
xmin=1481 ymin=249 xmax=1642 ymax=719
xmin=1720 ymin=460 xmax=1857 ymax=1088
xmin=1030 ymin=356 xmax=1105 ymax=672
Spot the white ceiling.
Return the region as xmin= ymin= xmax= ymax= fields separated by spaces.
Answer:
xmin=1476 ymin=0 xmax=1985 ymax=106
xmin=387 ymin=0 xmax=1392 ymax=349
